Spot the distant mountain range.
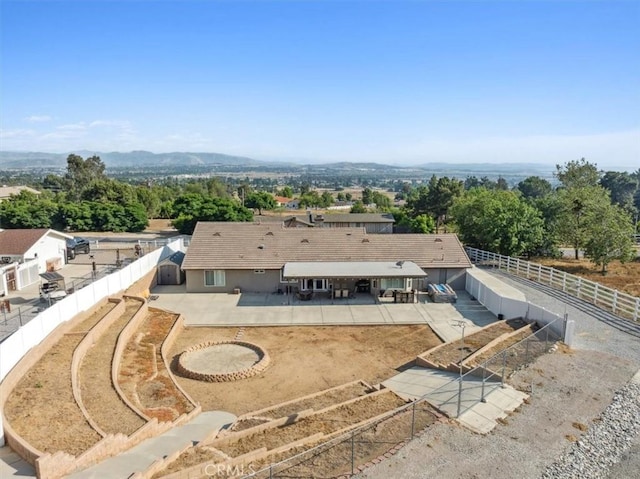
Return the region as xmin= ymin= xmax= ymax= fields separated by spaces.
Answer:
xmin=0 ymin=150 xmax=555 ymax=176
xmin=0 ymin=150 xmax=276 ymax=168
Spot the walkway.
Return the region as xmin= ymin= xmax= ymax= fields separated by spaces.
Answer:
xmin=67 ymin=411 xmax=236 ymax=479
xmin=383 ymin=366 xmax=528 ymax=434
xmin=150 ymin=287 xmax=497 ymax=342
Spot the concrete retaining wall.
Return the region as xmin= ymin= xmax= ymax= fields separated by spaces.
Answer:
xmin=465 ymin=267 xmax=575 ymax=347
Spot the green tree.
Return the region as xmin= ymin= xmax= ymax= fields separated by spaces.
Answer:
xmin=350 ymin=200 xmax=367 ymax=213
xmin=408 ymin=214 xmax=436 ymax=234
xmin=599 ymin=171 xmax=638 ymax=211
xmin=171 ymin=194 xmax=253 ymax=234
xmin=517 ymin=176 xmax=552 ymax=200
xmin=64 ymin=154 xmax=107 ymax=200
xmin=280 ymin=186 xmax=294 ymax=198
xmin=555 ymin=158 xmax=600 ymax=189
xmin=0 ymin=190 xmax=59 ymax=229
xmin=245 ymin=191 xmax=277 ymax=215
xmin=320 ymin=191 xmax=334 ymax=208
xmin=371 ymin=191 xmax=392 ymax=210
xmin=362 ymin=187 xmax=374 ymax=205
xmin=583 ymin=203 xmax=636 ymax=275
xmin=424 ymin=176 xmax=464 ymax=232
xmin=553 ymin=186 xmax=611 ymax=260
xmin=451 ymin=188 xmax=544 ymax=256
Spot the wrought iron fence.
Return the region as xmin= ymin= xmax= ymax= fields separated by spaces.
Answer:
xmin=465 ymin=247 xmax=640 ymax=322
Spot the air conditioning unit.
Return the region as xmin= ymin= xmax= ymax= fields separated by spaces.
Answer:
xmin=1 ymin=257 xmax=12 ymax=264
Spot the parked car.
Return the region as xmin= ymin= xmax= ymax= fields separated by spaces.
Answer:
xmin=66 ymin=237 xmax=91 ymax=260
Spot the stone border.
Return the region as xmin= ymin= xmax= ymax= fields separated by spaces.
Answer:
xmin=176 ymin=340 xmax=270 ymax=382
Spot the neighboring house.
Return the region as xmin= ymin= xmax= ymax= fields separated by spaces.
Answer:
xmin=0 ymin=228 xmax=73 ymax=294
xmin=273 ymin=196 xmax=292 ymax=208
xmin=0 ymin=186 xmax=40 ymax=201
xmin=285 ymin=199 xmax=300 ymax=209
xmin=283 ymin=213 xmax=395 ymax=234
xmin=181 ymin=222 xmax=472 ymax=295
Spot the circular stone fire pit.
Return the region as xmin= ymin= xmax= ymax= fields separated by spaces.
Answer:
xmin=176 ymin=341 xmax=270 ymax=382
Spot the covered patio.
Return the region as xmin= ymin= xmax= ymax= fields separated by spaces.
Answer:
xmin=282 ymin=261 xmax=428 ymax=302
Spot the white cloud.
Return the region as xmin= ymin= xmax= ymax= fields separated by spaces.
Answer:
xmin=56 ymin=123 xmax=88 ymax=131
xmin=24 ymin=115 xmax=52 ymax=123
xmin=0 ymin=128 xmax=36 ymax=140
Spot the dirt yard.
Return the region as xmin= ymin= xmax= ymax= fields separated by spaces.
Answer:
xmin=423 ymin=318 xmax=527 ymax=366
xmin=3 ymin=303 xmax=115 ymax=455
xmin=118 ymin=308 xmax=194 ymax=422
xmin=536 ymin=256 xmax=640 ymax=297
xmin=169 ymin=325 xmax=442 ymax=416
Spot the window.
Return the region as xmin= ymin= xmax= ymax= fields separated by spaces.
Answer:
xmin=381 ymin=278 xmax=404 ymax=290
xmin=204 ymin=270 xmax=225 ymax=287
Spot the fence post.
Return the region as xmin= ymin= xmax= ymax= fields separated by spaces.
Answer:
xmin=576 ymin=278 xmax=582 ymax=299
xmin=594 ymin=283 xmax=599 ymax=306
xmin=456 ymin=376 xmax=463 ymax=418
xmin=525 ymin=337 xmax=530 ymax=365
xmin=549 ymin=268 xmax=553 ymax=286
xmin=634 ymin=298 xmax=639 ymax=323
xmin=351 ymin=431 xmax=355 ymax=475
xmin=411 ymin=401 xmax=416 ymax=439
xmin=269 ymin=464 xmax=273 ymax=479
xmin=562 ymin=272 xmax=567 ymax=292
xmin=480 ymin=366 xmax=486 ymax=403
xmin=612 ymin=291 xmax=618 ymax=314
xmin=537 ymin=264 xmax=542 ymax=282
xmin=526 ymin=262 xmax=530 ymax=278
xmin=501 ymin=350 xmax=507 ymax=388
xmin=545 ymin=325 xmax=550 ymax=351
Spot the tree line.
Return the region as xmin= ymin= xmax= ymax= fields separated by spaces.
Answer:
xmin=1 ymin=155 xmax=637 ymax=274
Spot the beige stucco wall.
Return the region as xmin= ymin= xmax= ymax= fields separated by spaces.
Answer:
xmin=185 ymin=269 xmax=282 ymax=293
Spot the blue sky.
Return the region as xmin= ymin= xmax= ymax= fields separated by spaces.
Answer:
xmin=1 ymin=0 xmax=638 ymax=168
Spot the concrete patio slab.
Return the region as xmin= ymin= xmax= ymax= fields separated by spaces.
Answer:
xmin=382 ymin=366 xmax=528 ymax=435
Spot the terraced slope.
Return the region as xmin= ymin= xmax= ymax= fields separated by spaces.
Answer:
xmin=118 ymin=308 xmax=194 ymax=421
xmin=422 ymin=318 xmax=528 ymax=367
xmin=79 ymin=299 xmax=146 ymax=435
xmin=4 ymin=303 xmax=115 ymax=455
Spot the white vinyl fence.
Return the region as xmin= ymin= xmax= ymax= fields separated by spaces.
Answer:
xmin=465 ymin=247 xmax=640 ymax=323
xmin=0 ymin=237 xmax=183 ymax=379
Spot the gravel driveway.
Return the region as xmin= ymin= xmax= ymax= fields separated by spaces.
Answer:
xmin=357 ymin=269 xmax=640 ymax=479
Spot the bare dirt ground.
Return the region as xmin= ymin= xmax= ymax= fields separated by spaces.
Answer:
xmin=424 ymin=318 xmax=527 ymax=366
xmin=3 ymin=303 xmax=114 ymax=455
xmin=118 ymin=307 xmax=194 ymax=422
xmin=79 ymin=300 xmax=147 ymax=435
xmin=536 ymin=256 xmax=640 ymax=297
xmin=169 ymin=325 xmax=442 ymax=416
xmin=358 ymin=348 xmax=639 ymax=479
xmin=158 ymin=391 xmax=437 ymax=477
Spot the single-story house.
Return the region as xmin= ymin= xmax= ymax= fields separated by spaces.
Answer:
xmin=0 ymin=228 xmax=73 ymax=294
xmin=181 ymin=222 xmax=472 ymax=295
xmin=273 ymin=196 xmax=292 ymax=208
xmin=283 ymin=213 xmax=395 ymax=234
xmin=0 ymin=186 xmax=41 ymax=202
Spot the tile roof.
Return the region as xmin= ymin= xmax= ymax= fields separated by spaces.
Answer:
xmin=182 ymin=222 xmax=471 ymax=271
xmin=0 ymin=229 xmax=52 ymax=255
xmin=0 ymin=186 xmax=41 ymax=200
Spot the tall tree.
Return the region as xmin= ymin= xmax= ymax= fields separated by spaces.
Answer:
xmin=599 ymin=171 xmax=638 ymax=212
xmin=424 ymin=176 xmax=464 ymax=232
xmin=553 ymin=186 xmax=611 ymax=259
xmin=555 ymin=158 xmax=600 ymax=189
xmin=451 ymin=188 xmax=544 ymax=256
xmin=64 ymin=154 xmax=107 ymax=200
xmin=245 ymin=191 xmax=277 ymax=215
xmin=517 ymin=176 xmax=552 ymax=200
xmin=583 ymin=203 xmax=636 ymax=275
